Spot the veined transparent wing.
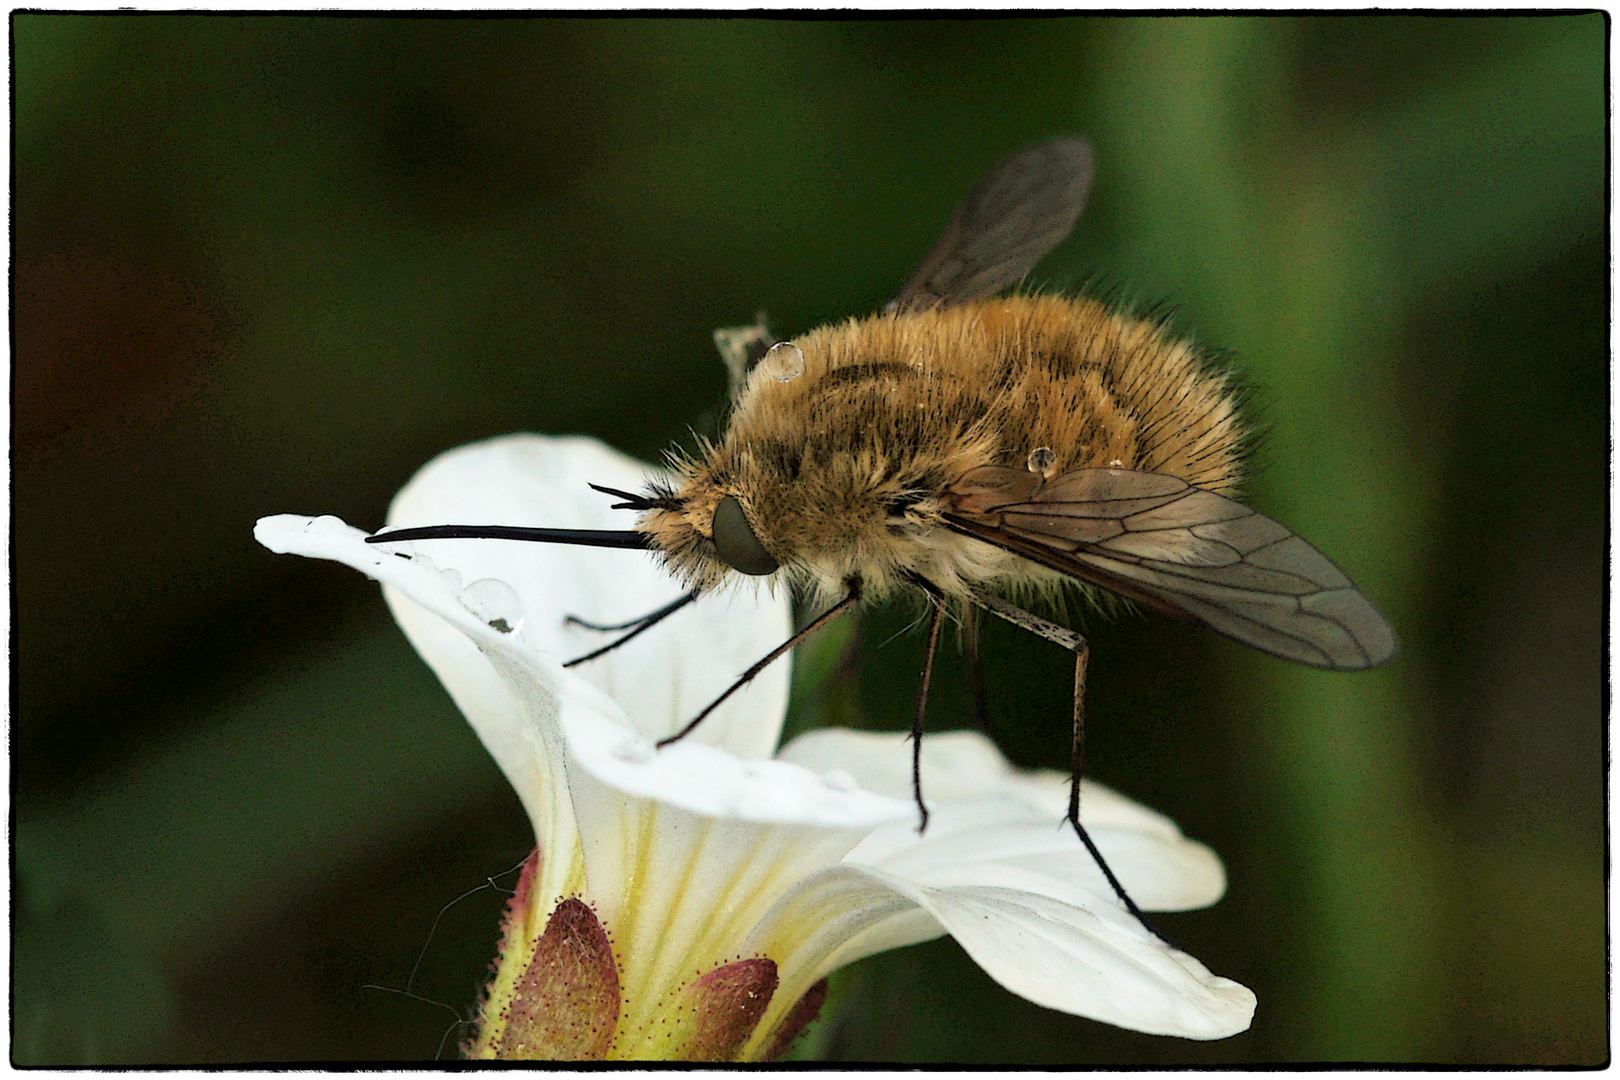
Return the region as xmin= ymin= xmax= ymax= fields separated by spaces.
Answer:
xmin=889 ymin=137 xmax=1095 ymax=312
xmin=942 ymin=466 xmax=1397 ymax=670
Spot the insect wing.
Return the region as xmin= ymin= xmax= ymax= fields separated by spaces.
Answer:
xmin=944 ymin=466 xmax=1397 ymax=670
xmin=890 ymin=137 xmax=1096 ymax=312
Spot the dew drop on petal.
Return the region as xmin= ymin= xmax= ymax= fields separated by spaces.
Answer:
xmin=614 ymin=739 xmax=655 ymax=764
xmin=310 ymin=515 xmax=348 ymax=535
xmin=762 ymin=341 xmax=805 ymax=382
xmin=821 ymin=769 xmax=857 ymax=792
xmin=459 ymin=578 xmax=523 ymax=634
xmin=1027 ymin=446 xmax=1057 ymax=478
xmin=439 ymin=567 xmax=464 ymax=591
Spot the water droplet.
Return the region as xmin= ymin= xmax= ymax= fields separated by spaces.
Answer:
xmin=1027 ymin=446 xmax=1057 ymax=478
xmin=762 ymin=341 xmax=805 ymax=382
xmin=1108 ymin=458 xmax=1124 ymax=468
xmin=310 ymin=515 xmax=348 ymax=535
xmin=438 ymin=567 xmax=464 ymax=591
xmin=615 ymin=740 xmax=655 ymax=764
xmin=459 ymin=578 xmax=523 ymax=634
xmin=821 ymin=769 xmax=857 ymax=792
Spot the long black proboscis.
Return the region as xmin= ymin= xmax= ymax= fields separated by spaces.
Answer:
xmin=365 ymin=525 xmax=651 ymax=549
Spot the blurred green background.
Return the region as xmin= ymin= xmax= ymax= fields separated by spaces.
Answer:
xmin=13 ymin=14 xmax=1606 ymax=1065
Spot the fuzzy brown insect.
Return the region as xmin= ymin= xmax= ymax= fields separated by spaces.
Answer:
xmin=371 ymin=137 xmax=1396 ymax=937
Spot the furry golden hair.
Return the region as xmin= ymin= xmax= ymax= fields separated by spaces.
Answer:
xmin=641 ymin=293 xmax=1245 ymax=607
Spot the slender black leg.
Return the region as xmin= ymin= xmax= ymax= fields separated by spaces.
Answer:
xmin=657 ymin=578 xmax=863 ymax=749
xmin=968 ymin=590 xmax=1178 ymax=949
xmin=563 ymin=591 xmax=700 ymax=668
xmin=909 ymin=598 xmax=947 ymax=833
xmin=566 ymin=592 xmax=695 ymax=633
xmin=962 ymin=604 xmax=993 ymax=736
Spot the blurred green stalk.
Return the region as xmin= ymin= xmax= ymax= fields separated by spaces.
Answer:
xmin=1093 ymin=15 xmax=1596 ymax=1058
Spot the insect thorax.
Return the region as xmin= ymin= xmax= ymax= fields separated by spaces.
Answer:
xmin=644 ymin=294 xmax=1246 ymax=605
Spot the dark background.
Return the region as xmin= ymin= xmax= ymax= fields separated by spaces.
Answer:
xmin=13 ymin=14 xmax=1606 ymax=1065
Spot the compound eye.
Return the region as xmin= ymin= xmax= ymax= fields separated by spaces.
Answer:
xmin=711 ymin=495 xmax=779 ymax=576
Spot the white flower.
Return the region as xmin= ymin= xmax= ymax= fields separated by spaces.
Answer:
xmin=254 ymin=434 xmax=1254 ymax=1060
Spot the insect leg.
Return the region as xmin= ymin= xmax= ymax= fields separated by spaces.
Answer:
xmin=899 ymin=571 xmax=971 ymax=828
xmin=967 ymin=590 xmax=1178 ymax=949
xmin=961 ymin=604 xmax=994 ymax=736
xmin=563 ymin=591 xmax=701 ymax=668
xmin=656 ymin=578 xmax=864 ymax=749
xmin=908 ymin=597 xmax=948 ymax=833
xmin=901 ymin=575 xmax=993 ymax=822
xmin=566 ymin=605 xmax=679 ymax=634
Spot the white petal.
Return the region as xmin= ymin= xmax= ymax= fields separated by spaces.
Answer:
xmin=726 ymin=863 xmax=945 ymax=1061
xmin=383 ymin=434 xmax=794 ymax=759
xmin=781 ymin=728 xmax=1225 ymax=908
xmin=559 ymin=701 xmax=913 ymax=828
xmin=781 ymin=728 xmax=1189 ymax=836
xmin=853 ymin=800 xmax=1226 ymax=913
xmin=254 ymin=514 xmax=509 ymax=648
xmin=255 ymin=513 xmax=907 ymax=826
xmin=744 ymin=864 xmax=946 ymax=973
xmin=779 ymin=727 xmax=1013 ymax=802
xmin=560 ymin=767 xmax=883 ymax=1055
xmin=255 ymin=513 xmax=588 ymax=890
xmin=850 ymin=863 xmax=1255 ymax=1039
xmin=257 ymin=508 xmax=916 ymax=980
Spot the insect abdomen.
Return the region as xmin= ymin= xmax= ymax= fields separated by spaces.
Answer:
xmin=786 ymin=293 xmax=1247 ymax=494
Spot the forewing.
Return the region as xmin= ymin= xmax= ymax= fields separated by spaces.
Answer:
xmin=944 ymin=466 xmax=1397 ymax=670
xmin=890 ymin=137 xmax=1096 ymax=312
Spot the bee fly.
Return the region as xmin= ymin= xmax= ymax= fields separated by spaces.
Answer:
xmin=369 ymin=137 xmax=1396 ymax=941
